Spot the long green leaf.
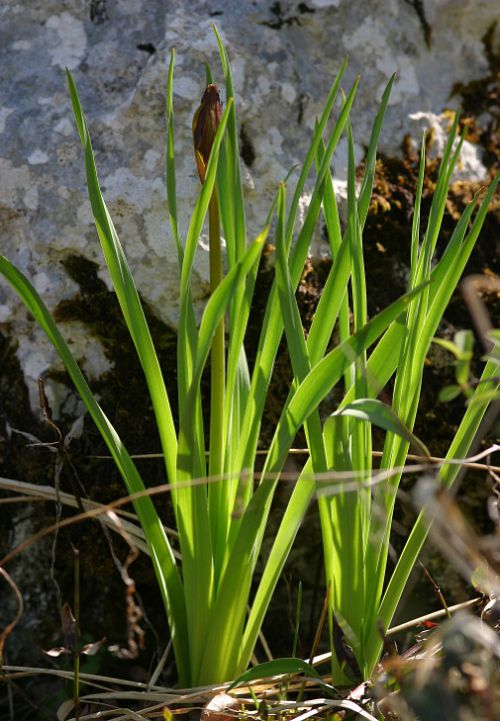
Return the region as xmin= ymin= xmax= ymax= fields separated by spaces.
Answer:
xmin=66 ymin=70 xmax=179 ymax=491
xmin=213 ymin=25 xmax=246 ymax=266
xmin=0 ymin=256 xmax=190 ymax=684
xmin=330 ymin=399 xmax=430 ymax=458
xmin=228 ymin=658 xmax=320 ymax=690
xmin=357 ymin=74 xmax=395 ymax=227
xmin=166 ymin=49 xmax=182 ymax=262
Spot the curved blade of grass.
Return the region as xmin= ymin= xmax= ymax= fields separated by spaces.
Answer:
xmin=166 ymin=50 xmax=202 ymax=484
xmin=166 ymin=49 xmax=182 ymax=263
xmin=308 ymin=133 xmax=350 ymax=364
xmin=166 ymin=49 xmax=206 ymax=507
xmin=357 ymin=74 xmax=395 ymax=227
xmin=228 ymin=658 xmax=320 ymax=690
xmin=66 ymin=70 xmax=179 ymax=489
xmin=0 ymin=255 xmax=189 ymax=685
xmin=284 ymin=56 xmax=349 ymax=247
xmin=346 ymin=116 xmax=370 ymax=544
xmin=330 ymin=399 xmax=430 ymax=458
xmin=213 ymin=25 xmax=246 ymax=266
xmin=467 ymin=389 xmax=500 ymax=406
xmin=410 ymin=133 xmax=426 ymax=286
xmin=240 ymin=457 xmax=314 ymax=669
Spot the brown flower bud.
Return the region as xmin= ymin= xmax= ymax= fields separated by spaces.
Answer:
xmin=192 ymin=83 xmax=222 ymax=183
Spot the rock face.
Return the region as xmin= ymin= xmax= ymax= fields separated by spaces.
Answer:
xmin=0 ymin=0 xmax=498 ymax=412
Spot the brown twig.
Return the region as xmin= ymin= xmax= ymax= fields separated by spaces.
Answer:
xmin=0 ymin=567 xmax=24 ymax=666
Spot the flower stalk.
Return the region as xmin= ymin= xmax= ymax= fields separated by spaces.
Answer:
xmin=193 ymin=84 xmax=225 ymax=481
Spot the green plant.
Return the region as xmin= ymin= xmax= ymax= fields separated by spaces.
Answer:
xmin=280 ymin=115 xmax=500 ymax=682
xmin=433 ymin=328 xmax=500 ymax=404
xmin=1 ymin=27 xmax=498 ymax=689
xmin=433 ymin=329 xmax=475 ymax=402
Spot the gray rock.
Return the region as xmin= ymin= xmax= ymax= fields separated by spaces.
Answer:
xmin=0 ymin=0 xmax=498 ymax=412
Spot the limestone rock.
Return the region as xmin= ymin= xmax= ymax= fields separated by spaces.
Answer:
xmin=0 ymin=0 xmax=497 ymax=412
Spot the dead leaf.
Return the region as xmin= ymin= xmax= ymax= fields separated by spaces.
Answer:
xmin=201 ymin=693 xmax=239 ymax=721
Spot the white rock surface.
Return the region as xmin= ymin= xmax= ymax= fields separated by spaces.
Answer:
xmin=408 ymin=112 xmax=488 ymax=182
xmin=0 ymin=0 xmax=497 ymax=412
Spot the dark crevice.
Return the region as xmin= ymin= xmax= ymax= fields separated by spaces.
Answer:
xmin=297 ymin=92 xmax=308 ymax=125
xmin=261 ymin=2 xmax=302 ymax=29
xmin=137 ymin=43 xmax=156 ymax=55
xmin=239 ymin=123 xmax=256 ymax=167
xmin=297 ymin=3 xmax=315 ymax=14
xmin=405 ymin=0 xmax=432 ymax=48
xmin=450 ymin=22 xmax=500 ymax=171
xmin=89 ymin=0 xmax=108 ymax=24
xmin=481 ymin=21 xmax=499 ymax=73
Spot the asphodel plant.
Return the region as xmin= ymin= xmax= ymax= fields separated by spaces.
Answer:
xmin=0 ymin=25 xmax=497 ymax=687
xmin=269 ymin=108 xmax=499 ymax=684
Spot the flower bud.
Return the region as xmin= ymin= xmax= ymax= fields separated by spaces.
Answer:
xmin=192 ymin=83 xmax=222 ymax=183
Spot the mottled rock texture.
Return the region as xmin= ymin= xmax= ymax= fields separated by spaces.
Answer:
xmin=0 ymin=0 xmax=498 ymax=411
